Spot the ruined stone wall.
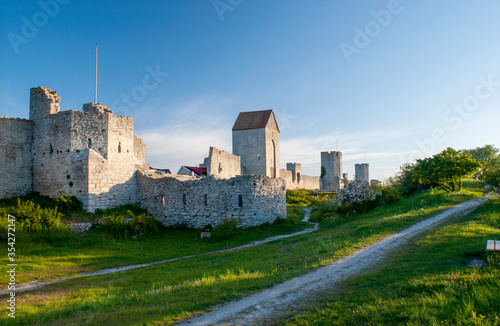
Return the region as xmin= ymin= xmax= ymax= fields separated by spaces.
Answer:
xmin=137 ymin=172 xmax=286 ymax=229
xmin=30 ymin=89 xmax=93 ymax=206
xmin=206 ymin=146 xmax=241 ymax=179
xmin=134 ymin=134 xmax=147 ymax=163
xmin=0 ymin=118 xmax=34 ymax=198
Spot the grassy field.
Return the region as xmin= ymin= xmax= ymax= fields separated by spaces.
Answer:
xmin=284 ymin=196 xmax=500 ymax=325
xmin=0 ymin=180 xmax=489 ymax=325
xmin=0 ymin=206 xmax=308 ymax=286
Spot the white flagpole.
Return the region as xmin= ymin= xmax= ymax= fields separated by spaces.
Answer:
xmin=94 ymin=43 xmax=98 ymax=104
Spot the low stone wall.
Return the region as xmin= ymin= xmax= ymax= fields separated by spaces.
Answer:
xmin=137 ymin=172 xmax=286 ymax=229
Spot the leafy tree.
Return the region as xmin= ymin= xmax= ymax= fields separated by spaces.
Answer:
xmin=462 ymin=144 xmax=500 ymax=168
xmin=482 ymin=169 xmax=500 ymax=189
xmin=412 ymin=147 xmax=481 ymax=192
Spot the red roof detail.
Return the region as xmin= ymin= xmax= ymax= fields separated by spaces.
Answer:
xmin=183 ymin=166 xmax=207 ymax=176
xmin=232 ymin=110 xmax=279 ymax=132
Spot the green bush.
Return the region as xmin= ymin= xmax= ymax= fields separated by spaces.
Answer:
xmin=5 ymin=198 xmax=65 ymax=233
xmin=54 ymin=193 xmax=83 ymax=214
xmin=94 ymin=202 xmax=147 ymax=217
xmin=91 ymin=214 xmax=165 ymax=239
xmin=482 ymin=169 xmax=500 ymax=189
xmin=286 ymin=189 xmax=335 ymax=206
xmin=213 ymin=218 xmax=242 ymax=239
xmin=127 ymin=215 xmax=164 ymax=238
xmin=380 ymin=185 xmax=403 ymax=205
xmin=286 ymin=189 xmax=313 ymax=206
xmin=0 ymin=192 xmax=83 ymax=216
xmin=94 ymin=215 xmax=127 ymax=237
xmin=332 ymin=180 xmax=381 ymax=216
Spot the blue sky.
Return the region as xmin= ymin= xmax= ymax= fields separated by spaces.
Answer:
xmin=1 ymin=1 xmax=500 ymax=180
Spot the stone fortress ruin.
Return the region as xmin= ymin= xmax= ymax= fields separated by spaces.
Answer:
xmin=0 ymin=87 xmax=370 ymax=228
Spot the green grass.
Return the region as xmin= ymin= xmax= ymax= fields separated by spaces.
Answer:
xmin=284 ymin=198 xmax=500 ymax=325
xmin=0 ymin=206 xmax=308 ymax=286
xmin=0 ymin=180 xmax=487 ymax=325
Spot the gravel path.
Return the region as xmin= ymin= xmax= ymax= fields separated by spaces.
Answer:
xmin=180 ymin=197 xmax=487 ymax=326
xmin=0 ymin=211 xmax=318 ymax=296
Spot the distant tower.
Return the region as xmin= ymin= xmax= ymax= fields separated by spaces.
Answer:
xmin=320 ymin=151 xmax=342 ymax=191
xmin=355 ymin=163 xmax=369 ymax=183
xmin=232 ymin=110 xmax=280 ymax=178
xmin=286 ymin=163 xmax=302 ymax=184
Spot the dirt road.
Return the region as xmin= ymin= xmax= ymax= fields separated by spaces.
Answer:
xmin=181 ymin=197 xmax=486 ymax=326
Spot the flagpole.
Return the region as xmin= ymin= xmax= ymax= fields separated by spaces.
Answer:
xmin=94 ymin=43 xmax=98 ymax=104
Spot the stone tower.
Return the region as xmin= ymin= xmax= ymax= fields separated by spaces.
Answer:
xmin=355 ymin=163 xmax=369 ymax=183
xmin=27 ymin=86 xmax=148 ymax=212
xmin=320 ymin=151 xmax=342 ymax=191
xmin=286 ymin=163 xmax=301 ymax=183
xmin=232 ymin=110 xmax=280 ymax=178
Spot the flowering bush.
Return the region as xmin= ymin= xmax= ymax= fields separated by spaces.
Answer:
xmin=330 ymin=180 xmax=381 ymax=215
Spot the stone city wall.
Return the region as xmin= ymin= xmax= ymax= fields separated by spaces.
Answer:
xmin=137 ymin=172 xmax=286 ymax=229
xmin=279 ymin=169 xmax=320 ymax=190
xmin=0 ymin=118 xmax=34 ymax=198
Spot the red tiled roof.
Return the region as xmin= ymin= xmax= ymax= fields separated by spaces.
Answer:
xmin=232 ymin=109 xmax=279 ymax=132
xmin=183 ymin=166 xmax=207 ymax=176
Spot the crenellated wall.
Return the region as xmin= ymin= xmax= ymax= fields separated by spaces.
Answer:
xmin=137 ymin=172 xmax=287 ymax=229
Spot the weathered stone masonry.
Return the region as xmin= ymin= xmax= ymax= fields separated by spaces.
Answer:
xmin=0 ymin=118 xmax=34 ymax=198
xmin=138 ymin=172 xmax=286 ymax=229
xmin=0 ymin=87 xmax=149 ymax=212
xmin=1 ymin=87 xmax=287 ymax=228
